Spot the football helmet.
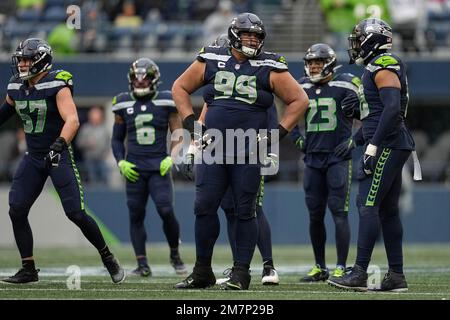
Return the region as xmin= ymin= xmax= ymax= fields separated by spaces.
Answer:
xmin=128 ymin=58 xmax=160 ymax=97
xmin=304 ymin=43 xmax=337 ymax=83
xmin=228 ymin=12 xmax=266 ymax=58
xmin=348 ymin=18 xmax=393 ymax=65
xmin=211 ymin=33 xmax=230 ymax=47
xmin=12 ymin=38 xmax=52 ymax=80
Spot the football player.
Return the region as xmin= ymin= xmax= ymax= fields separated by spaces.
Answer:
xmin=328 ymin=18 xmax=415 ymax=292
xmin=290 ymin=43 xmax=360 ymax=282
xmin=111 ymin=58 xmax=187 ymax=276
xmin=173 ymin=13 xmax=308 ymax=290
xmin=0 ymin=38 xmax=125 ymax=284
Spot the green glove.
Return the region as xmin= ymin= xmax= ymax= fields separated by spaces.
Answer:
xmin=118 ymin=160 xmax=139 ymax=183
xmin=295 ymin=136 xmax=306 ymax=153
xmin=160 ymin=156 xmax=173 ymax=176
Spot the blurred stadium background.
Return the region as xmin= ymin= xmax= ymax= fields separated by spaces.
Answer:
xmin=0 ymin=0 xmax=449 ymax=300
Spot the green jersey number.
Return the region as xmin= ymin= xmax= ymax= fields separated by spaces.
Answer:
xmin=135 ymin=114 xmax=155 ymax=145
xmin=358 ymin=85 xmax=370 ymax=120
xmin=306 ymin=98 xmax=337 ymax=132
xmin=15 ymin=100 xmax=47 ymax=133
xmin=214 ymin=71 xmax=257 ymax=104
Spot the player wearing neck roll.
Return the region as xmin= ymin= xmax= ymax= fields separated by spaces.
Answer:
xmin=328 ymin=18 xmax=416 ymax=293
xmin=173 ymin=13 xmax=308 ymax=290
xmin=111 ymin=58 xmax=187 ymax=277
xmin=0 ymin=38 xmax=125 ymax=284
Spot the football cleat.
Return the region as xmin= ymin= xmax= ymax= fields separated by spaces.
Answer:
xmin=170 ymin=255 xmax=188 ymax=275
xmin=220 ymin=266 xmax=251 ymax=290
xmin=331 ymin=266 xmax=346 ymax=278
xmin=103 ymin=255 xmax=126 ymax=284
xmin=2 ymin=268 xmax=39 ymax=284
xmin=372 ymin=270 xmax=408 ymax=292
xmin=327 ymin=264 xmax=368 ymax=292
xmin=300 ymin=264 xmax=329 ymax=282
xmin=261 ymin=265 xmax=279 ymax=285
xmin=216 ymin=267 xmax=233 ymax=285
xmin=131 ymin=264 xmax=152 ymax=277
xmin=174 ymin=265 xmax=216 ymax=289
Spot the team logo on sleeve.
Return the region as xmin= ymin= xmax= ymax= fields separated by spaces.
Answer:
xmin=127 ymin=107 xmax=134 ymax=114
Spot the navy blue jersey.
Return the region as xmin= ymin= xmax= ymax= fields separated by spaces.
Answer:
xmin=112 ymin=90 xmax=177 ymax=169
xmin=299 ymin=73 xmax=358 ymax=153
xmin=359 ymin=53 xmax=414 ymax=150
xmin=198 ymin=45 xmax=287 ymax=133
xmin=7 ymin=70 xmax=73 ymax=154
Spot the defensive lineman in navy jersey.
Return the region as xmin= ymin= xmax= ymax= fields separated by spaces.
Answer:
xmin=111 ymin=58 xmax=187 ymax=276
xmin=0 ymin=38 xmax=125 ymax=284
xmin=290 ymin=43 xmax=360 ymax=283
xmin=173 ymin=13 xmax=308 ymax=290
xmin=328 ymin=18 xmax=415 ymax=292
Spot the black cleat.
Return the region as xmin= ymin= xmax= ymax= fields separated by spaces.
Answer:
xmin=300 ymin=264 xmax=329 ymax=282
xmin=174 ymin=265 xmax=216 ymax=289
xmin=170 ymin=255 xmax=188 ymax=275
xmin=327 ymin=264 xmax=368 ymax=292
xmin=2 ymin=268 xmax=39 ymax=284
xmin=373 ymin=270 xmax=408 ymax=292
xmin=132 ymin=264 xmax=152 ymax=277
xmin=103 ymin=255 xmax=126 ymax=284
xmin=221 ymin=266 xmax=251 ymax=290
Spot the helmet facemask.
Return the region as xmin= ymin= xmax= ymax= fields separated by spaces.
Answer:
xmin=12 ymin=39 xmax=52 ymax=80
xmin=228 ymin=13 xmax=266 ymax=58
xmin=128 ymin=59 xmax=160 ymax=98
xmin=303 ymin=44 xmax=337 ymax=83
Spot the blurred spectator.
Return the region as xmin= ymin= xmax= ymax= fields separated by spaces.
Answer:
xmin=203 ymin=0 xmax=236 ymax=45
xmin=320 ymin=0 xmax=356 ymax=53
xmin=77 ymin=107 xmax=110 ymax=185
xmin=353 ymin=0 xmax=390 ymax=22
xmin=388 ymin=0 xmax=426 ymax=53
xmin=16 ymin=0 xmax=44 ymax=13
xmin=47 ymin=23 xmax=77 ymax=56
xmin=79 ymin=1 xmax=109 ymax=53
xmin=114 ymin=0 xmax=143 ymax=28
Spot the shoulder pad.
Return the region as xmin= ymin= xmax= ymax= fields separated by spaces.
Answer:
xmin=54 ymin=70 xmax=73 ymax=84
xmin=153 ymin=90 xmax=176 ymax=107
xmin=336 ymin=73 xmax=361 ymax=87
xmin=249 ymin=52 xmax=288 ymax=70
xmin=197 ymin=45 xmax=230 ymax=63
xmin=366 ymin=53 xmax=402 ymax=73
xmin=112 ymin=92 xmax=135 ymax=111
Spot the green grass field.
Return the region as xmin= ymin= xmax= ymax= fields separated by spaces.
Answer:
xmin=0 ymin=244 xmax=449 ymax=300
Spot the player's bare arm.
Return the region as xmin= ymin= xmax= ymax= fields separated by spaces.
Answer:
xmin=169 ymin=112 xmax=183 ymax=157
xmin=172 ymin=60 xmax=205 ymax=120
xmin=270 ymin=71 xmax=309 ymax=131
xmin=198 ymin=102 xmax=208 ymax=124
xmin=374 ymin=69 xmax=401 ymax=89
xmin=56 ymin=87 xmax=80 ymax=144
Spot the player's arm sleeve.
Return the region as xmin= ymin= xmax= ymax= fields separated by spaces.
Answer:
xmin=111 ymin=115 xmax=126 ymax=163
xmin=0 ymin=98 xmax=16 ymax=127
xmin=370 ymin=87 xmax=401 ymax=146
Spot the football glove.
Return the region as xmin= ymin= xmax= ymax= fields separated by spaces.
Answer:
xmin=294 ymin=135 xmax=306 ymax=153
xmin=160 ymin=156 xmax=173 ymax=176
xmin=363 ymin=144 xmax=378 ymax=176
xmin=341 ymin=94 xmax=361 ymax=119
xmin=118 ymin=160 xmax=139 ymax=182
xmin=179 ymin=151 xmax=195 ymax=181
xmin=262 ymin=152 xmax=278 ymax=170
xmin=334 ymin=139 xmax=355 ymax=158
xmin=44 ymin=137 xmax=67 ymax=170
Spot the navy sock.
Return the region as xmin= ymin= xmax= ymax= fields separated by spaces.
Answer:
xmin=195 ymin=214 xmax=220 ymax=266
xmin=235 ymin=217 xmax=258 ymax=266
xmin=355 ymin=206 xmax=380 ymax=271
xmin=99 ymin=246 xmax=112 ymax=260
xmin=22 ymin=259 xmax=35 ymax=271
xmin=256 ymin=206 xmax=273 ymax=263
xmin=129 ymin=210 xmax=147 ymax=257
xmin=309 ymin=214 xmax=326 ymax=269
xmin=380 ymin=209 xmax=404 ymax=274
xmin=332 ymin=212 xmax=350 ymax=268
xmin=159 ymin=209 xmax=180 ymax=249
xmin=9 ymin=207 xmax=33 ymax=258
xmin=225 ymin=213 xmax=237 ymax=261
xmin=137 ymin=256 xmax=148 ymax=267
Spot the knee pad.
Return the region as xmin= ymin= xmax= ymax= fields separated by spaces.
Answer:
xmin=305 ymin=195 xmax=326 ymax=222
xmin=358 ymin=205 xmax=379 ymax=218
xmin=8 ymin=205 xmax=29 ymax=222
xmin=237 ymin=211 xmax=257 ymax=220
xmin=328 ymin=196 xmax=346 ymax=215
xmin=65 ymin=210 xmax=86 ymax=224
xmin=127 ymin=198 xmax=146 ymax=216
xmin=380 ymin=205 xmax=400 ymax=221
xmin=156 ymin=205 xmax=175 ymax=219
